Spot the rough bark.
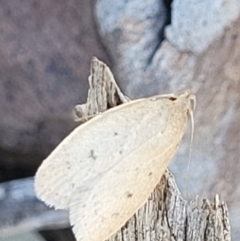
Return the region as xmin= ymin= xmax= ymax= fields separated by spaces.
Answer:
xmin=0 ymin=58 xmax=230 ymax=241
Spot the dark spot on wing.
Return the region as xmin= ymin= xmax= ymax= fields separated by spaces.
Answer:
xmin=114 ymin=132 xmax=118 ymax=136
xmin=66 ymin=161 xmax=71 ymax=170
xmin=169 ymin=97 xmax=177 ymax=101
xmin=119 ymin=150 xmax=122 ymax=154
xmin=148 ymin=172 xmax=152 ymax=176
xmin=89 ymin=150 xmax=97 ymax=160
xmin=126 ymin=192 xmax=133 ymax=198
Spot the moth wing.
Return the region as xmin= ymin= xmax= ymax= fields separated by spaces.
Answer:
xmin=69 ymin=100 xmax=189 ymax=241
xmin=69 ymin=138 xmax=183 ymax=241
xmin=35 ymin=98 xmax=153 ymax=209
xmin=34 ymin=131 xmax=97 ymax=209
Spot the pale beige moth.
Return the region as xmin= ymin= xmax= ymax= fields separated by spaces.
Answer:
xmin=35 ymin=64 xmax=195 ymax=241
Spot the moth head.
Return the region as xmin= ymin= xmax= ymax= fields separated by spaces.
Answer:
xmin=173 ymin=89 xmax=196 ymax=113
xmin=174 ymin=89 xmax=196 ymax=137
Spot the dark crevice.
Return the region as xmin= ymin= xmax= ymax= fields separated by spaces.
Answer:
xmin=134 ymin=215 xmax=138 ymax=241
xmin=39 ymin=228 xmax=75 ymax=241
xmin=146 ymin=29 xmax=164 ymax=67
xmin=164 ymin=0 xmax=172 ymax=25
xmin=184 ymin=213 xmax=188 ymax=241
xmin=147 ymin=0 xmax=173 ymax=66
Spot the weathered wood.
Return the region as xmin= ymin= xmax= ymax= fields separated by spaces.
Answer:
xmin=0 ymin=58 xmax=230 ymax=241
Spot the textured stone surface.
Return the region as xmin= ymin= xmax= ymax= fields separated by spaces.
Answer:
xmin=0 ymin=0 xmax=109 ymax=180
xmin=95 ymin=0 xmax=167 ymax=95
xmin=95 ymin=0 xmax=240 ymax=240
xmin=166 ymin=0 xmax=240 ymax=53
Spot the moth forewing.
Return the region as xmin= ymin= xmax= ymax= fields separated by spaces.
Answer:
xmin=35 ymin=98 xmax=145 ymax=209
xmin=70 ymin=142 xmax=182 ymax=241
xmin=69 ymin=93 xmax=193 ymax=241
xmin=34 ymin=96 xmax=170 ymax=209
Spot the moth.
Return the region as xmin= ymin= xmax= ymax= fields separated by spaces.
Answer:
xmin=35 ymin=60 xmax=195 ymax=241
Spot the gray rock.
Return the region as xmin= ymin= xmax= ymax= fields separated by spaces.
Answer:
xmin=95 ymin=0 xmax=167 ymax=95
xmin=166 ymin=0 xmax=240 ymax=54
xmin=0 ymin=0 xmax=109 ymax=177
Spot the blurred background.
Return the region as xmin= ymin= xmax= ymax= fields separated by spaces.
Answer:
xmin=1 ymin=0 xmax=240 ymax=240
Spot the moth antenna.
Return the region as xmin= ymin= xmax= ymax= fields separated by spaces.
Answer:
xmin=186 ymin=95 xmax=196 ymax=199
